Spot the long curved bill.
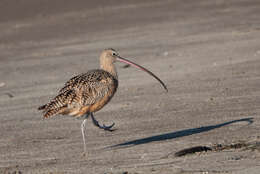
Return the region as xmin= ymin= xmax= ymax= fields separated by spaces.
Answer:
xmin=116 ymin=56 xmax=168 ymax=92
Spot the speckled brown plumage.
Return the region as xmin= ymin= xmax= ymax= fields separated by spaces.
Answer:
xmin=38 ymin=69 xmax=118 ymax=118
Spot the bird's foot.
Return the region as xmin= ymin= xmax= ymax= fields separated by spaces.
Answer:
xmin=100 ymin=122 xmax=115 ymax=131
xmin=91 ymin=114 xmax=115 ymax=131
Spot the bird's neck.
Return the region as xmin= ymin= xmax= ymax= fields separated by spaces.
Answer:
xmin=101 ymin=63 xmax=118 ymax=79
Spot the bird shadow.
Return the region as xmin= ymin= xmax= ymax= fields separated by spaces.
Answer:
xmin=107 ymin=117 xmax=253 ymax=149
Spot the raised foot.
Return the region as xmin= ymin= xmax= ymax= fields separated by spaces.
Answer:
xmin=91 ymin=114 xmax=115 ymax=131
xmin=100 ymin=122 xmax=115 ymax=131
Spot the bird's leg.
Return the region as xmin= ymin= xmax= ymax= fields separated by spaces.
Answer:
xmin=81 ymin=118 xmax=88 ymax=156
xmin=90 ymin=113 xmax=115 ymax=131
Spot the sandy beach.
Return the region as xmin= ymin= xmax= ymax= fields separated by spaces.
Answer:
xmin=0 ymin=0 xmax=260 ymax=173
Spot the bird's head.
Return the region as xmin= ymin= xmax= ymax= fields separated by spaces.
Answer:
xmin=100 ymin=48 xmax=168 ymax=92
xmin=100 ymin=48 xmax=119 ymax=64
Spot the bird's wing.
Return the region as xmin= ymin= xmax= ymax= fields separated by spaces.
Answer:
xmin=41 ymin=88 xmax=79 ymax=118
xmin=58 ymin=73 xmax=84 ymax=94
xmin=40 ymin=70 xmax=117 ymax=118
xmin=59 ymin=70 xmax=114 ymax=104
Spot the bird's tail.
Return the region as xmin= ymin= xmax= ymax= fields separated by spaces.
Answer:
xmin=38 ymin=104 xmax=56 ymax=118
xmin=38 ymin=91 xmax=73 ymax=118
xmin=38 ymin=104 xmax=67 ymax=118
xmin=38 ymin=104 xmax=47 ymax=110
xmin=42 ymin=107 xmax=67 ymax=118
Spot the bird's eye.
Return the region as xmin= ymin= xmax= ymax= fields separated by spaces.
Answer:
xmin=112 ymin=52 xmax=117 ymax=56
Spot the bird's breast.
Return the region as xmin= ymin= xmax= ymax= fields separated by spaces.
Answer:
xmin=73 ymin=78 xmax=118 ymax=117
xmin=89 ymin=79 xmax=118 ymax=113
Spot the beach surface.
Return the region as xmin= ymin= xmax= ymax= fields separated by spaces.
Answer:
xmin=0 ymin=0 xmax=260 ymax=173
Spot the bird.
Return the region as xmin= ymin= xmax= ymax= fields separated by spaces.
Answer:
xmin=38 ymin=48 xmax=168 ymax=155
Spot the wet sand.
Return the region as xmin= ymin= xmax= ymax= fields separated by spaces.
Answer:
xmin=0 ymin=0 xmax=260 ymax=173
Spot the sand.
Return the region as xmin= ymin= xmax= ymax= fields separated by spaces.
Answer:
xmin=0 ymin=0 xmax=260 ymax=173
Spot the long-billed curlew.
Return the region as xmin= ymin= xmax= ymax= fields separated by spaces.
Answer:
xmin=38 ymin=48 xmax=167 ymax=155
